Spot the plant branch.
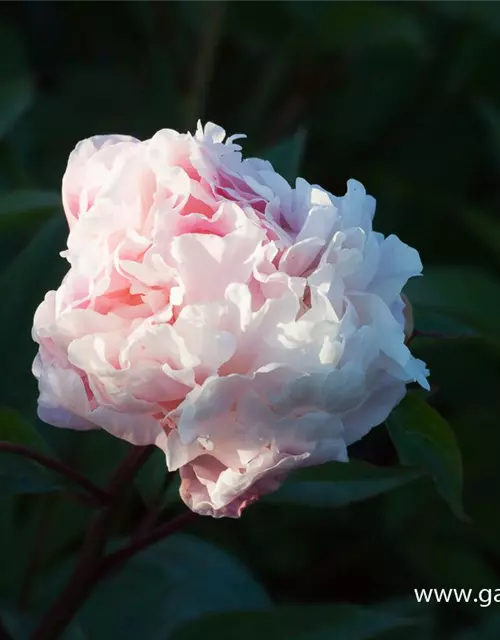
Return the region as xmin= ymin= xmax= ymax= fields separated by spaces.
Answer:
xmin=32 ymin=446 xmax=154 ymax=640
xmin=18 ymin=496 xmax=55 ymax=609
xmin=102 ymin=510 xmax=197 ymax=579
xmin=132 ymin=500 xmax=163 ymax=539
xmin=132 ymin=470 xmax=177 ymax=538
xmin=106 ymin=445 xmax=154 ymax=493
xmin=0 ymin=442 xmax=111 ymax=506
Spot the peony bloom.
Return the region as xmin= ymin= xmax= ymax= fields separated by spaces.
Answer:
xmin=32 ymin=122 xmax=429 ymax=517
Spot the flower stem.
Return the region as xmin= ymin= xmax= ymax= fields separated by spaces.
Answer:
xmin=100 ymin=511 xmax=197 ymax=579
xmin=0 ymin=442 xmax=111 ymax=506
xmin=32 ymin=446 xmax=153 ymax=640
xmin=18 ymin=496 xmax=55 ymax=609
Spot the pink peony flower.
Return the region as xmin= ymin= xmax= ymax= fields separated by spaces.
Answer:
xmin=32 ymin=122 xmax=429 ymax=517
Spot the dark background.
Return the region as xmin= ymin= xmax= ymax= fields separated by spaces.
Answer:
xmin=1 ymin=2 xmax=500 ymax=639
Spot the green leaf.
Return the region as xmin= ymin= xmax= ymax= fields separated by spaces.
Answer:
xmin=77 ymin=534 xmax=271 ymax=639
xmin=48 ymin=430 xmax=131 ymax=488
xmin=0 ymin=457 xmax=61 ymax=495
xmin=171 ymin=604 xmax=414 ymax=640
xmin=287 ymin=2 xmax=428 ymax=54
xmin=386 ymin=394 xmax=464 ymax=519
xmin=405 ymin=267 xmax=500 ymax=345
xmin=134 ymin=448 xmax=182 ymax=512
xmin=412 ymin=308 xmax=476 ymax=340
xmin=0 ymin=215 xmax=68 ymax=416
xmin=434 ymin=2 xmax=500 ymax=36
xmin=0 ymin=190 xmax=61 ymax=230
xmin=261 ymin=128 xmax=307 ymax=184
xmin=163 ymin=473 xmax=182 ymax=507
xmin=402 ymin=533 xmax=500 ymax=596
xmin=0 ymin=607 xmax=86 ymax=640
xmin=265 ymin=460 xmax=420 ymax=509
xmin=457 ymin=202 xmax=500 ymax=267
xmin=316 ymin=49 xmax=422 ymax=155
xmin=134 ymin=448 xmax=169 ymax=508
xmin=25 ymin=65 xmax=180 ymax=185
xmin=0 ymin=408 xmax=53 ymax=455
xmin=456 ymin=611 xmax=500 ymax=640
xmin=0 ymin=410 xmax=61 ymax=496
xmin=0 ymin=497 xmax=16 ymax=598
xmin=0 ymin=23 xmax=27 ymax=79
xmin=0 ymin=77 xmax=33 ymax=140
xmin=476 ymin=100 xmax=500 ymax=168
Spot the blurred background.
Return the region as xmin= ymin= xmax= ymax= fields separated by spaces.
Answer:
xmin=1 ymin=2 xmax=500 ymax=639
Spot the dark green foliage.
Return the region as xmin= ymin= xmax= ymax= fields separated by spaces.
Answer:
xmin=0 ymin=2 xmax=500 ymax=639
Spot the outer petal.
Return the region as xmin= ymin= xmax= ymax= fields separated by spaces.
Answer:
xmin=62 ymin=134 xmax=139 ymax=227
xmin=179 ymin=451 xmax=304 ymax=518
xmin=33 ymin=352 xmax=96 ymax=431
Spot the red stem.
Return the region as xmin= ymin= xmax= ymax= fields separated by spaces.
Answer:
xmin=32 ymin=446 xmax=154 ymax=640
xmin=0 ymin=441 xmax=111 ymax=506
xmin=101 ymin=511 xmax=198 ymax=578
